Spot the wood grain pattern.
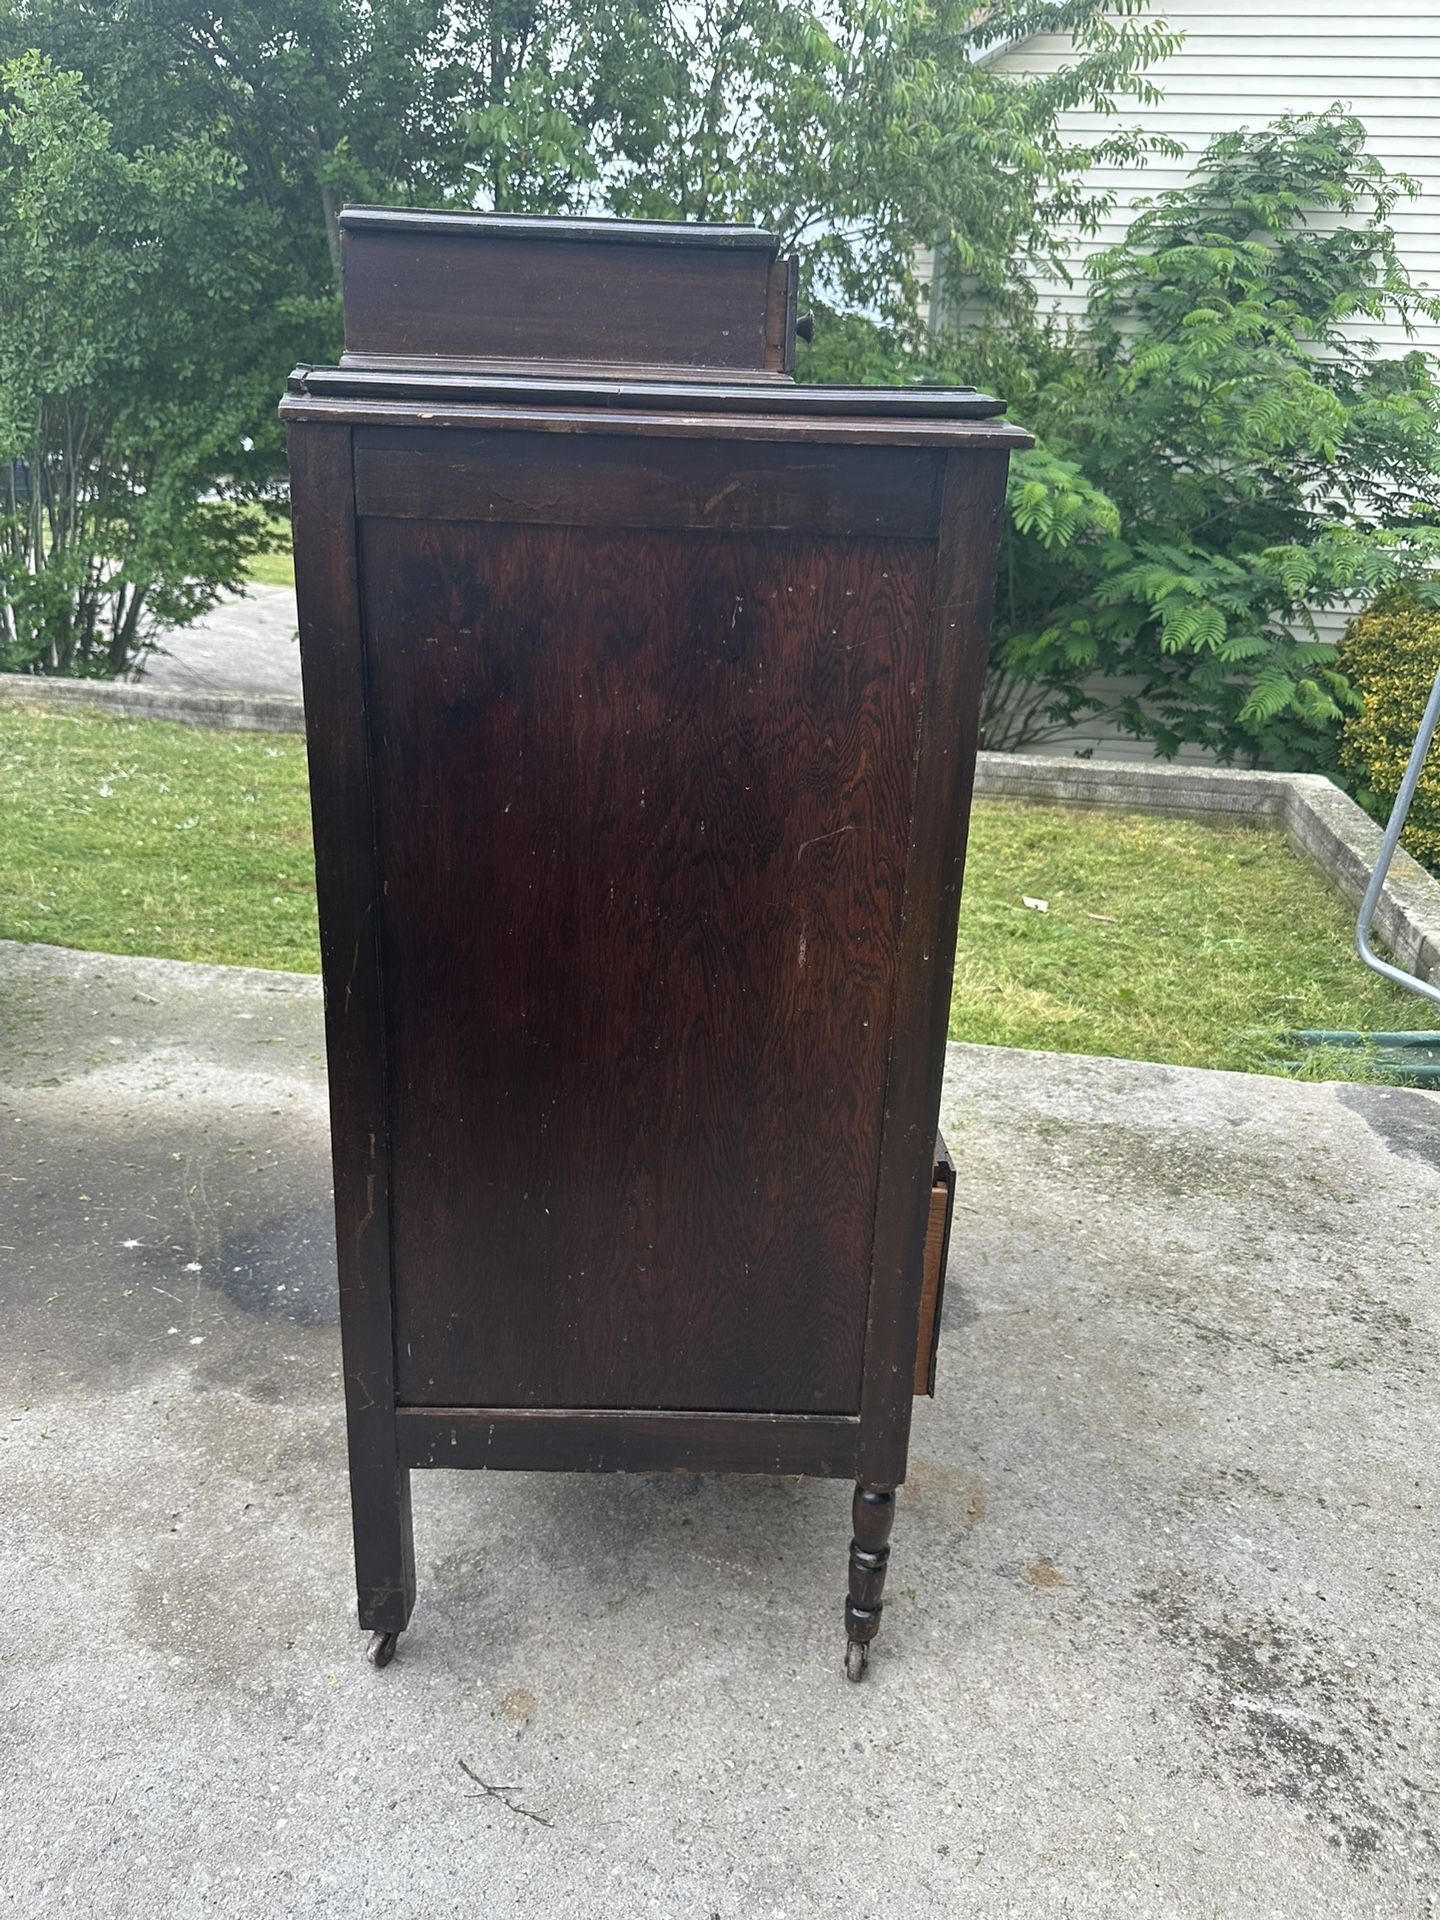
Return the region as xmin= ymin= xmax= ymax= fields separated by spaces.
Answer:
xmin=858 ymin=451 xmax=1010 ymax=1487
xmin=279 ymin=389 xmax=1033 ymax=453
xmin=354 ymin=429 xmax=943 ymax=538
xmin=358 ymin=514 xmax=935 ymax=1414
xmin=396 ymin=1407 xmax=859 ymax=1476
xmin=288 ymin=422 xmax=415 ymax=1635
xmin=290 ymin=210 xmax=1027 ymax=1663
xmin=342 ymin=224 xmax=775 ymax=369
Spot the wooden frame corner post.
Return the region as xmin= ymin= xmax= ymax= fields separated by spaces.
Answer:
xmin=847 ymin=449 xmax=1010 ymax=1676
xmin=288 ymin=422 xmax=414 ymax=1664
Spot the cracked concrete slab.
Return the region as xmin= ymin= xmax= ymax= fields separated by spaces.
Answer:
xmin=2 ymin=937 xmax=1438 ymax=1916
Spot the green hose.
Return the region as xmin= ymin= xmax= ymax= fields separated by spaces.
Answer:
xmin=1286 ymin=1029 xmax=1440 ymax=1084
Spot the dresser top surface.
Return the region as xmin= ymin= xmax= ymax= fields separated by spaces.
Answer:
xmin=339 ymin=206 xmax=781 ymax=251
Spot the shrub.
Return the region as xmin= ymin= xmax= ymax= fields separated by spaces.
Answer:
xmin=957 ymin=111 xmax=1440 ymax=765
xmin=1337 ymin=590 xmax=1440 ymax=873
xmin=0 ymin=55 xmax=300 ymax=677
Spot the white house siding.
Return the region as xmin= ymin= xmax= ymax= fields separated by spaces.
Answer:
xmin=989 ymin=0 xmax=1440 ymax=353
xmin=972 ymin=0 xmax=1440 ymax=761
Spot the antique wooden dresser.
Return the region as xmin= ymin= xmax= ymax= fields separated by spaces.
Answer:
xmin=282 ymin=207 xmax=1029 ymax=1678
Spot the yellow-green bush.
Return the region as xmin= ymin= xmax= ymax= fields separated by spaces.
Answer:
xmin=1337 ymin=590 xmax=1440 ymax=875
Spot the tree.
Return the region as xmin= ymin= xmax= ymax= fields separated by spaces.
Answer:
xmin=3 ymin=0 xmax=1178 ymax=328
xmin=0 ymin=2 xmax=490 ymax=282
xmin=582 ymin=0 xmax=1181 ymax=332
xmin=961 ymin=112 xmax=1440 ymax=765
xmin=0 ymin=0 xmax=1176 ymax=674
xmin=0 ymin=54 xmax=307 ymax=674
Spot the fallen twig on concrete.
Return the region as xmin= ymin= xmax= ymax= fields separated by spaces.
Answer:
xmin=457 ymin=1757 xmax=553 ymax=1828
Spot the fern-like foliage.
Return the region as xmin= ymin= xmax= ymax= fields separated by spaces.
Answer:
xmin=957 ymin=110 xmax=1440 ymax=765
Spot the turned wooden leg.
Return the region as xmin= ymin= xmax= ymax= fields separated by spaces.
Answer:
xmin=844 ymin=1483 xmax=896 ymax=1681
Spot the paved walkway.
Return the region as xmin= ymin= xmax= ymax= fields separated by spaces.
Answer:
xmin=3 ymin=936 xmax=1439 ymax=1915
xmin=138 ymin=585 xmax=301 ymax=700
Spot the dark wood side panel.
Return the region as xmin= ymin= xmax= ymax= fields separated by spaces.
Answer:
xmin=354 ymin=430 xmax=943 ymax=539
xmin=342 ymin=226 xmax=774 ymax=370
xmin=288 ymin=423 xmax=413 ymax=1630
xmin=396 ymin=1408 xmax=859 ymax=1477
xmin=358 ymin=510 xmax=937 ymax=1415
xmin=858 ymin=451 xmax=1011 ymax=1485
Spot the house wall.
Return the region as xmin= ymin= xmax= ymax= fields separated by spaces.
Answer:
xmin=973 ymin=0 xmax=1440 ymax=761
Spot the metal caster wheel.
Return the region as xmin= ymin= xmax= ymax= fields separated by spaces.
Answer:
xmin=366 ymin=1630 xmax=399 ymax=1668
xmin=844 ymin=1640 xmax=868 ymax=1683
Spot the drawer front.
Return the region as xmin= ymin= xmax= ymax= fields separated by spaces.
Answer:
xmin=914 ymin=1135 xmax=955 ymax=1397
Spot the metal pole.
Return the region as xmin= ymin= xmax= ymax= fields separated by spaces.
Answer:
xmin=1355 ymin=660 xmax=1440 ymax=1008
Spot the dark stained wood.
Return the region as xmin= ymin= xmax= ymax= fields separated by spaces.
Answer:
xmin=337 ymin=353 xmax=795 ymax=387
xmin=360 ymin=510 xmax=935 ymax=1414
xmin=396 ymin=1408 xmax=860 ymax=1477
xmin=287 ymin=423 xmax=415 ymax=1636
xmin=354 ymin=429 xmax=943 ymax=538
xmin=341 ymin=213 xmax=778 ymax=371
xmin=287 ymin=207 xmax=1029 ymax=1665
xmin=763 ymin=254 xmax=798 ymax=372
xmin=282 ymin=389 xmax=1031 ymax=452
xmin=291 ymin=364 xmax=1008 ymax=419
xmin=845 ymin=1484 xmax=897 ymax=1666
xmin=857 ymin=452 xmax=1011 ymax=1489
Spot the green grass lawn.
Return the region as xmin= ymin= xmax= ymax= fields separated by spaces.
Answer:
xmin=245 ymin=546 xmax=296 ymax=588
xmin=0 ymin=705 xmax=317 ymax=973
xmin=950 ymin=802 xmax=1434 ymax=1073
xmin=1 ymin=703 xmax=1433 ymax=1075
xmin=245 ymin=508 xmax=295 ymax=588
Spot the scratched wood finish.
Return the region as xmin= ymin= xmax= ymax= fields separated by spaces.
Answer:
xmin=288 ymin=423 xmax=415 ymax=1635
xmin=858 ymin=451 xmax=1011 ymax=1488
xmin=283 ymin=390 xmax=1026 ymax=452
xmin=357 ymin=511 xmax=935 ymax=1413
xmin=354 ymin=429 xmax=943 ymax=539
xmin=396 ymin=1408 xmax=860 ymax=1477
xmin=342 ymin=221 xmax=777 ymax=370
xmin=288 ymin=208 xmax=1033 ymax=1666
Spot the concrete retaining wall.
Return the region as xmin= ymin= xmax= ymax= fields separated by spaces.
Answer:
xmin=976 ymin=753 xmax=1440 ymax=990
xmin=4 ymin=673 xmax=1438 ymax=990
xmin=0 ymin=672 xmax=305 ymax=736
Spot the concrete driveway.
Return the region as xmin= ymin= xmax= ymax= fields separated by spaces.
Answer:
xmin=2 ymin=937 xmax=1438 ymax=1916
xmin=136 ymin=585 xmax=301 ymax=700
